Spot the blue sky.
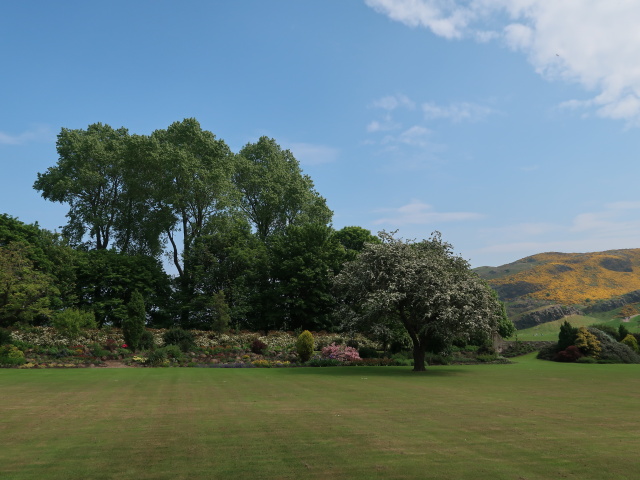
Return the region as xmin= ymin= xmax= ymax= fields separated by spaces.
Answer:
xmin=3 ymin=0 xmax=640 ymax=268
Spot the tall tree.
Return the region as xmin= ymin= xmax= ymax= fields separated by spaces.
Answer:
xmin=33 ymin=123 xmax=130 ymax=250
xmin=334 ymin=231 xmax=512 ymax=371
xmin=233 ymin=136 xmax=332 ymax=240
xmin=149 ymin=119 xmax=235 ymax=290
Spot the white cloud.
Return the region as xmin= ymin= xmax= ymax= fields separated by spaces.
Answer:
xmin=366 ymin=0 xmax=640 ymax=124
xmin=422 ymin=101 xmax=495 ymax=122
xmin=288 ymin=142 xmax=339 ymax=165
xmin=374 ymin=199 xmax=484 ymax=226
xmin=474 ymin=202 xmax=640 ymax=265
xmin=371 ymin=93 xmax=416 ymax=111
xmin=0 ymin=125 xmax=53 ymax=145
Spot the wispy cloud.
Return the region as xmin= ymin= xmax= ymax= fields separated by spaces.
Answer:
xmin=366 ymin=0 xmax=640 ymax=124
xmin=422 ymin=101 xmax=496 ymax=122
xmin=288 ymin=142 xmax=339 ymax=165
xmin=0 ymin=125 xmax=53 ymax=145
xmin=374 ymin=199 xmax=484 ymax=226
xmin=474 ymin=202 xmax=640 ymax=264
xmin=371 ymin=93 xmax=416 ymax=111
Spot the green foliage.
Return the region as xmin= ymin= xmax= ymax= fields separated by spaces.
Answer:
xmin=52 ymin=308 xmax=96 ymax=341
xmin=145 ymin=348 xmax=168 ymax=367
xmin=0 ymin=344 xmax=26 ymax=365
xmin=333 ymin=226 xmax=381 ymax=261
xmin=138 ymin=330 xmax=156 ymax=351
xmin=161 ymin=344 xmax=184 ymax=361
xmin=305 ymin=357 xmax=341 ymax=367
xmin=74 ymin=249 xmax=171 ymax=328
xmin=163 ymin=328 xmax=195 ymax=352
xmin=122 ymin=291 xmax=146 ymax=351
xmin=620 ymin=334 xmax=639 ymax=352
xmin=296 ymin=330 xmax=314 ymax=362
xmin=585 ymin=328 xmax=640 ymax=364
xmin=558 ymin=321 xmax=578 ymax=351
xmin=233 ymin=136 xmax=332 ymax=240
xmin=618 ymin=324 xmax=630 ymax=341
xmin=575 ymin=326 xmax=601 ymax=357
xmin=358 ymin=346 xmax=379 ymax=359
xmin=0 ymin=242 xmax=59 ymax=326
xmin=590 ymin=323 xmax=618 ymax=338
xmin=0 ymin=328 xmax=12 ymax=345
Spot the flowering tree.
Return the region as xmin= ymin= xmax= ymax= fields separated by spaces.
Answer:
xmin=334 ymin=231 xmax=513 ymax=371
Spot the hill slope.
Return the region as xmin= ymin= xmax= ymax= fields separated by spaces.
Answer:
xmin=475 ymin=249 xmax=640 ymax=328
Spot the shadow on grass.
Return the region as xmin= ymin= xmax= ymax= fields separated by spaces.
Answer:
xmin=280 ymin=365 xmax=465 ymax=378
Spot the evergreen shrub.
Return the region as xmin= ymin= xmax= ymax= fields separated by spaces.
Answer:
xmin=296 ymin=330 xmax=314 ymax=362
xmin=138 ymin=330 xmax=156 ymax=350
xmin=163 ymin=328 xmax=195 ymax=352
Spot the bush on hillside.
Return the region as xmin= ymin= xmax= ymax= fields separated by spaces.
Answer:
xmin=557 ymin=321 xmax=578 ymax=351
xmin=588 ymin=328 xmax=640 ymax=364
xmin=590 ymin=323 xmax=618 ymax=339
xmin=575 ymin=327 xmax=601 ymax=357
xmin=554 ymin=345 xmax=583 ymax=362
xmin=620 ymin=334 xmax=639 ymax=352
xmin=296 ymin=330 xmax=314 ymax=362
xmin=163 ymin=328 xmax=195 ymax=352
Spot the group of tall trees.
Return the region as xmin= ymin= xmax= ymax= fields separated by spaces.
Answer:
xmin=20 ymin=119 xmax=362 ymax=332
xmin=1 ymin=118 xmax=513 ymax=370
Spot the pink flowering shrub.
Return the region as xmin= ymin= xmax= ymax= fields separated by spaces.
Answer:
xmin=321 ymin=343 xmax=361 ymax=362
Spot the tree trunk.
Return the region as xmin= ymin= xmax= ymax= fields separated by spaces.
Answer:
xmin=412 ymin=345 xmax=426 ymax=372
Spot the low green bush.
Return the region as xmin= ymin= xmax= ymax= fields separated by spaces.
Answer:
xmin=138 ymin=330 xmax=156 ymax=351
xmin=163 ymin=328 xmax=195 ymax=352
xmin=306 ymin=357 xmax=341 ymax=367
xmin=146 ymin=349 xmax=168 ymax=367
xmin=0 ymin=344 xmax=26 ymax=365
xmin=358 ymin=346 xmax=379 ymax=359
xmin=590 ymin=323 xmax=618 ymax=338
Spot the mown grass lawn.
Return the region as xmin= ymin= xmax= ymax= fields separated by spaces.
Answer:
xmin=1 ymin=354 xmax=639 ymax=480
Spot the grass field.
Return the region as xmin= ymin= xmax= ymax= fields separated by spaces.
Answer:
xmin=512 ymin=313 xmax=640 ymax=341
xmin=2 ymin=355 xmax=639 ymax=480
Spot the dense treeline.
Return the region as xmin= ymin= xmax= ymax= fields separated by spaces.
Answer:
xmin=2 ymin=119 xmax=380 ymax=333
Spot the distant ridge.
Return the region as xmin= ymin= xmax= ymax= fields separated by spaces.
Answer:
xmin=474 ymin=248 xmax=640 ymax=326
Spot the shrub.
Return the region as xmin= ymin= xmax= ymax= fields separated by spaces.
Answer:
xmin=590 ymin=323 xmax=618 ymax=339
xmin=425 ymin=353 xmax=451 ymax=365
xmin=0 ymin=344 xmax=26 ymax=365
xmin=163 ymin=328 xmax=195 ymax=352
xmin=0 ymin=328 xmax=12 ymax=346
xmin=537 ymin=343 xmax=560 ymax=361
xmin=588 ymin=328 xmax=640 ymax=364
xmin=296 ymin=330 xmax=314 ymax=362
xmin=306 ymin=357 xmax=341 ymax=367
xmin=618 ymin=324 xmax=630 ymax=341
xmin=321 ymin=342 xmax=361 ymax=362
xmin=52 ymin=309 xmax=96 ymax=341
xmin=575 ymin=327 xmax=601 ymax=357
xmin=138 ymin=330 xmax=156 ymax=351
xmin=558 ymin=321 xmax=578 ymax=351
xmin=576 ymin=356 xmax=597 ymax=364
xmin=122 ymin=291 xmax=146 ymax=351
xmin=554 ymin=345 xmax=583 ymax=362
xmin=251 ymin=338 xmax=267 ymax=355
xmin=620 ymin=334 xmax=639 ymax=352
xmin=146 ymin=348 xmax=168 ymax=367
xmin=358 ymin=346 xmax=379 ymax=359
xmin=162 ymin=345 xmax=184 ymax=361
